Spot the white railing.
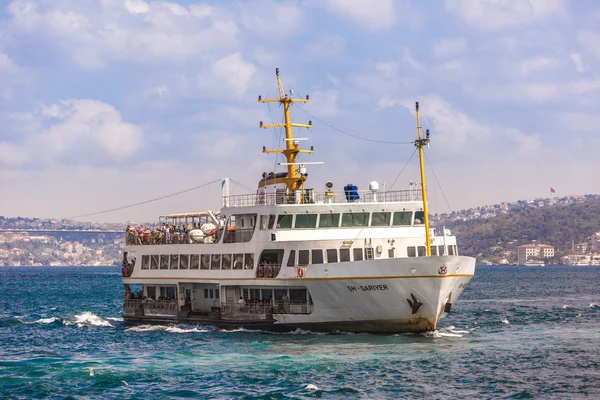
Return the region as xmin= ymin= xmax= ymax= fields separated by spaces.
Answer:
xmin=223 ymin=189 xmax=422 ymax=207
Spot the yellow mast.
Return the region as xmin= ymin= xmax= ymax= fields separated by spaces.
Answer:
xmin=258 ymin=68 xmax=314 ymax=191
xmin=414 ymin=102 xmax=432 ymax=256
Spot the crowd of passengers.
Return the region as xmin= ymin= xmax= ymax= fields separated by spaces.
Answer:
xmin=125 ymin=290 xmax=177 ymax=304
xmin=126 ymin=223 xmax=205 ymax=245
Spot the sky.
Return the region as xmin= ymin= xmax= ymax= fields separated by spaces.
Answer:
xmin=0 ymin=0 xmax=599 ymax=223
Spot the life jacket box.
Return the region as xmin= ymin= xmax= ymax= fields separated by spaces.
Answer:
xmin=344 ymin=184 xmax=360 ymax=202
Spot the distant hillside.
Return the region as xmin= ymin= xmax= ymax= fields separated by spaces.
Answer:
xmin=442 ymin=199 xmax=600 ymax=262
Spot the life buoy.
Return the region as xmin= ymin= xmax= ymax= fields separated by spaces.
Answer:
xmin=297 ymin=267 xmax=304 ymax=278
xmin=267 ymin=265 xmax=274 ymax=278
xmin=209 ymin=228 xmax=218 ymax=236
xmin=258 ymin=267 xmax=264 ymax=278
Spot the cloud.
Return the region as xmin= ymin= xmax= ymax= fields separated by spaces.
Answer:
xmin=517 ymin=57 xmax=558 ymax=76
xmin=570 ymin=53 xmax=587 ymax=73
xmin=2 ymin=99 xmax=143 ymax=166
xmin=323 ymin=0 xmax=396 ymax=31
xmin=445 ymin=0 xmax=568 ymax=30
xmin=195 ymin=52 xmax=257 ymax=97
xmin=240 ymin=0 xmax=303 ymax=37
xmin=432 ymin=38 xmax=467 ymax=59
xmin=5 ymin=0 xmax=239 ymax=67
xmin=577 ymin=30 xmax=600 ymax=59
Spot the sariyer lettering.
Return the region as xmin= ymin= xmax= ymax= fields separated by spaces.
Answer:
xmin=347 ymin=285 xmax=389 ymax=292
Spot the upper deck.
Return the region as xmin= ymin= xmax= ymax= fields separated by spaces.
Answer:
xmin=222 ymin=189 xmax=423 ymax=208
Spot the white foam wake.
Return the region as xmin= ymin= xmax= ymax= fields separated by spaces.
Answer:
xmin=106 ymin=317 xmax=123 ymax=322
xmin=125 ymin=324 xmax=210 ymax=333
xmin=34 ymin=317 xmax=61 ymax=324
xmin=69 ymin=312 xmax=114 ymax=328
xmin=305 ymin=384 xmax=320 ymax=391
xmin=501 ymin=318 xmax=510 ymax=324
xmin=589 ymin=303 xmax=599 ymax=308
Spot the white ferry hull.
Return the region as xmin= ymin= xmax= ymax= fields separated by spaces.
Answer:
xmin=123 ymin=255 xmax=475 ymax=333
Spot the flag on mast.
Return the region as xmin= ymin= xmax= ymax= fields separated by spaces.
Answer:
xmin=550 ymin=187 xmax=556 ymax=193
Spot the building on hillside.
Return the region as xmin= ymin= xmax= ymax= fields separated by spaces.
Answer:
xmin=591 ymin=232 xmax=600 ymax=252
xmin=516 ymin=244 xmax=555 ymax=265
xmin=575 ymin=242 xmax=589 ymax=253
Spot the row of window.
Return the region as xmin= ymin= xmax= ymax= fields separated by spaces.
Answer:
xmin=140 ymin=244 xmax=458 ymax=270
xmin=141 ymin=253 xmax=254 ymax=270
xmin=260 ymin=210 xmax=424 ymax=230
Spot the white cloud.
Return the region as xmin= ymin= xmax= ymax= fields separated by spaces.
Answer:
xmin=578 ymin=31 xmax=600 ymax=59
xmin=210 ymin=53 xmax=257 ymax=97
xmin=0 ymin=142 xmax=29 ymax=166
xmin=240 ymin=0 xmax=303 ymax=37
xmin=5 ymin=0 xmax=239 ymax=67
xmin=38 ymin=99 xmax=143 ymax=160
xmin=324 ymin=0 xmax=396 ymax=31
xmin=445 ymin=0 xmax=568 ymax=30
xmin=570 ymin=53 xmax=587 ymax=73
xmin=518 ymin=57 xmax=558 ymax=76
xmin=432 ymin=38 xmax=467 ymax=59
xmin=379 ymin=95 xmax=492 ymax=150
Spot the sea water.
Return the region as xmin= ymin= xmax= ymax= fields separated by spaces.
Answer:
xmin=1 ymin=266 xmax=599 ymax=399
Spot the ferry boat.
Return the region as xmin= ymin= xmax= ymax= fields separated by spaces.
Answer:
xmin=120 ymin=69 xmax=476 ymax=333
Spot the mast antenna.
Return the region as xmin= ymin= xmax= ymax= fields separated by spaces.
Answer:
xmin=258 ymin=68 xmax=314 ymax=192
xmin=414 ymin=101 xmax=432 ymax=256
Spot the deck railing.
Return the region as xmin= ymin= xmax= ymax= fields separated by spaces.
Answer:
xmin=223 ymin=189 xmax=422 ymax=208
xmin=220 ymin=301 xmax=313 ymax=315
xmin=256 ymin=263 xmax=282 ymax=278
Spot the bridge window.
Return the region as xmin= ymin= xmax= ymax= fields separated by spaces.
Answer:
xmin=407 ymin=247 xmax=416 ymax=257
xmin=160 ymin=255 xmax=169 ymax=269
xmin=448 ymin=245 xmax=455 ymax=256
xmin=277 ymin=214 xmax=293 ymax=229
xmin=438 ymin=245 xmax=445 ymax=256
xmin=287 ymin=250 xmax=296 ymax=267
xmin=222 ymin=254 xmax=232 ymax=269
xmin=295 ymin=214 xmax=317 ymax=229
xmin=414 ymin=211 xmax=425 ymax=225
xmin=326 ymin=249 xmax=338 ymax=263
xmin=211 ymin=254 xmax=221 ymax=269
xmin=201 ymin=254 xmax=210 ymax=270
xmin=388 ymin=248 xmax=395 ymax=258
xmin=417 ymin=246 xmax=426 ymax=257
xmin=244 ymin=253 xmax=254 ymax=269
xmin=393 ymin=211 xmax=412 ymax=226
xmin=151 ymin=255 xmax=159 ymax=269
xmin=170 ymin=255 xmax=179 ymax=269
xmin=431 ymin=246 xmax=438 ymax=256
xmin=341 ymin=212 xmax=369 ymax=227
xmin=454 ymin=245 xmax=458 ymax=255
xmin=142 ymin=255 xmax=150 ymax=270
xmin=179 ymin=254 xmax=189 ymax=269
xmin=340 ymin=248 xmax=350 ymax=262
xmin=353 ymin=248 xmax=363 ymax=261
xmin=298 ymin=250 xmax=309 ymax=266
xmin=371 ymin=212 xmax=391 ymax=227
xmin=233 ymin=254 xmax=244 ymax=269
xmin=260 ymin=215 xmax=269 ymax=230
xmin=319 ymin=213 xmax=340 ymax=228
xmin=312 ymin=249 xmax=323 ymax=264
xmin=190 ymin=254 xmax=199 ymax=269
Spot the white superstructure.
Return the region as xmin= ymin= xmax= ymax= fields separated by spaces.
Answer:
xmin=120 ymin=69 xmax=476 ymax=333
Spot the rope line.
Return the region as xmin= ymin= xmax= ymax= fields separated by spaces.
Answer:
xmin=424 ymin=152 xmax=453 ymax=213
xmin=68 ymin=179 xmax=222 ymax=219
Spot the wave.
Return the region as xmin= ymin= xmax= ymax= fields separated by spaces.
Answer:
xmin=501 ymin=318 xmax=510 ymax=324
xmin=305 ymin=384 xmax=320 ymax=391
xmin=424 ymin=330 xmax=463 ymax=338
xmin=67 ymin=312 xmax=114 ymax=328
xmin=589 ymin=303 xmax=599 ymax=308
xmin=34 ymin=317 xmax=62 ymax=324
xmin=125 ymin=324 xmax=211 ymax=333
xmin=106 ymin=317 xmax=124 ymax=322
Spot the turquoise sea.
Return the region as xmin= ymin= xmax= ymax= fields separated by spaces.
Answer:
xmin=1 ymin=266 xmax=599 ymax=399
